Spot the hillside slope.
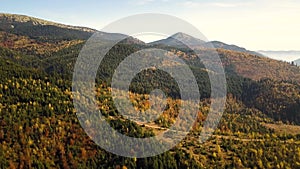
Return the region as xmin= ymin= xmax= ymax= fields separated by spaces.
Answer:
xmin=217 ymin=49 xmax=300 ymax=82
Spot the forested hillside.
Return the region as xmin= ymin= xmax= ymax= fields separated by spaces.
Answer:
xmin=0 ymin=13 xmax=300 ymax=168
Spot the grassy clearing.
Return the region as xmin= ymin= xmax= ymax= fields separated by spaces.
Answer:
xmin=262 ymin=123 xmax=300 ymax=135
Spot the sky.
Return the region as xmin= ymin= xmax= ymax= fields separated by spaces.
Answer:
xmin=1 ymin=0 xmax=300 ymax=51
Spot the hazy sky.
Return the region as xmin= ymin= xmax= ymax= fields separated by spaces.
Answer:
xmin=1 ymin=0 xmax=300 ymax=51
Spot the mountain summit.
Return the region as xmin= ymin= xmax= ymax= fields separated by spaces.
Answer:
xmin=150 ymin=32 xmax=263 ymax=56
xmin=149 ymin=32 xmax=206 ymax=48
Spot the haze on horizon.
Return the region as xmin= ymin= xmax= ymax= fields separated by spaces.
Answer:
xmin=1 ymin=0 xmax=300 ymax=52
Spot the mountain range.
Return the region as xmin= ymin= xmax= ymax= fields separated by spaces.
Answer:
xmin=295 ymin=58 xmax=300 ymax=65
xmin=0 ymin=13 xmax=300 ymax=168
xmin=258 ymin=50 xmax=300 ymax=63
xmin=1 ymin=12 xmax=299 ymax=125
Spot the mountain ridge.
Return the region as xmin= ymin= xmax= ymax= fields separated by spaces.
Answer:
xmin=258 ymin=50 xmax=300 ymax=62
xmin=0 ymin=13 xmax=264 ymax=57
xmin=149 ymin=32 xmax=206 ymax=48
xmin=0 ymin=13 xmax=96 ymax=33
xmin=150 ymin=32 xmax=263 ymax=56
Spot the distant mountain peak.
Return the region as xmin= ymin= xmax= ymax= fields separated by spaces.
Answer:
xmin=149 ymin=32 xmax=206 ymax=48
xmin=170 ymin=32 xmax=194 ymax=39
xmin=150 ymin=32 xmax=263 ymax=56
